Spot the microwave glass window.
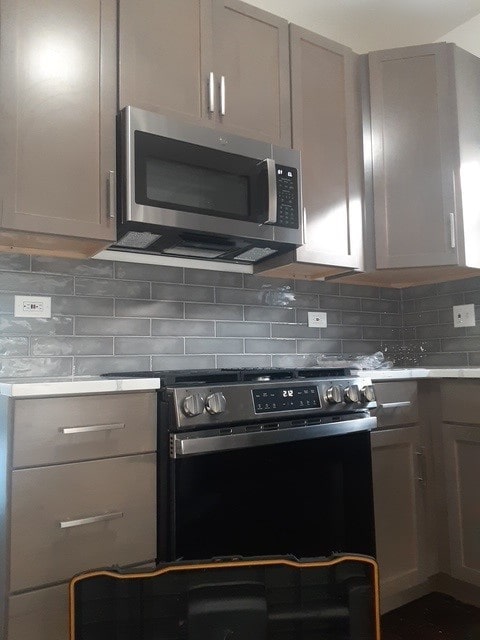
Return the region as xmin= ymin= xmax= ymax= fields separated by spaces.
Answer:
xmin=145 ymin=158 xmax=249 ymax=218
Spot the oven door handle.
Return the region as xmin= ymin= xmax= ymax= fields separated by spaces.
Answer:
xmin=170 ymin=416 xmax=377 ymax=458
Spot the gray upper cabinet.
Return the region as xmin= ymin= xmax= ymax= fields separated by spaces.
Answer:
xmin=119 ymin=0 xmax=213 ymax=123
xmin=0 ymin=0 xmax=117 ymax=258
xmin=255 ymin=27 xmax=364 ymax=279
xmin=344 ymin=42 xmax=480 ymax=287
xmin=119 ymin=0 xmax=291 ymax=146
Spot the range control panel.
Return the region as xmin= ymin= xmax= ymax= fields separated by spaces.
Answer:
xmin=253 ymin=385 xmax=321 ymax=413
xmin=170 ymin=376 xmax=376 ymax=430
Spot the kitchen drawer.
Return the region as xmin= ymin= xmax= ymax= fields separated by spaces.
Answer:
xmin=12 ymin=392 xmax=156 ymax=468
xmin=8 ymin=584 xmax=68 ymax=640
xmin=10 ymin=453 xmax=156 ymax=592
xmin=440 ymin=381 xmax=480 ymax=424
xmin=373 ymin=381 xmax=419 ymax=428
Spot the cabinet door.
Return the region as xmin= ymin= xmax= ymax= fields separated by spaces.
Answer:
xmin=443 ymin=424 xmax=480 ymax=586
xmin=119 ymin=0 xmax=213 ymax=123
xmin=0 ymin=0 xmax=116 ymax=242
xmin=369 ymin=43 xmax=459 ymax=269
xmin=290 ymin=27 xmax=363 ymax=270
xmin=8 ymin=584 xmax=68 ymax=640
xmin=371 ymin=426 xmax=428 ymax=600
xmin=212 ymin=0 xmax=291 ymax=146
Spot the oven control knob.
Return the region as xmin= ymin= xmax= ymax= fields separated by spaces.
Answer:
xmin=344 ymin=385 xmax=360 ymax=403
xmin=325 ymin=385 xmax=343 ymax=405
xmin=360 ymin=385 xmax=376 ymax=403
xmin=205 ymin=392 xmax=227 ymax=415
xmin=182 ymin=394 xmax=204 ymax=417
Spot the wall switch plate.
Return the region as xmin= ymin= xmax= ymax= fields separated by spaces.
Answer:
xmin=453 ymin=303 xmax=475 ymax=328
xmin=14 ymin=295 xmax=51 ymax=318
xmin=308 ymin=311 xmax=327 ymax=328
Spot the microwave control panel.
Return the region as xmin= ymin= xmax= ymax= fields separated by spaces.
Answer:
xmin=276 ymin=166 xmax=299 ymax=228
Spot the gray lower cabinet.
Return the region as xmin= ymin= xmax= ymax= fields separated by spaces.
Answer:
xmin=370 ymin=381 xmax=432 ymax=612
xmin=439 ymin=383 xmax=480 ymax=588
xmin=119 ymin=0 xmax=291 ymax=146
xmin=343 ymin=42 xmax=480 ymax=288
xmin=1 ymin=392 xmax=157 ymax=640
xmin=255 ymin=26 xmax=364 ymax=280
xmin=442 ymin=424 xmax=480 ymax=587
xmin=371 ymin=426 xmax=428 ymax=610
xmin=0 ymin=0 xmax=117 ymax=258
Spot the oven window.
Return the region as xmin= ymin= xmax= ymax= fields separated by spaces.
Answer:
xmin=135 ymin=131 xmax=265 ymax=220
xmin=169 ymin=430 xmax=375 ymax=562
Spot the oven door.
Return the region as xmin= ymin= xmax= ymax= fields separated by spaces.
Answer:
xmin=161 ymin=415 xmax=376 ymax=563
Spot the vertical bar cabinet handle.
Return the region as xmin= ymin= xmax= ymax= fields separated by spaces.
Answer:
xmin=208 ymin=72 xmax=215 ymax=113
xmin=108 ymin=170 xmax=116 ymax=219
xmin=220 ymin=75 xmax=226 ymax=116
xmin=449 ymin=212 xmax=456 ymax=249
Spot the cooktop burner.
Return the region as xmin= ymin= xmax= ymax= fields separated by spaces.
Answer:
xmin=102 ymin=367 xmax=352 ymax=386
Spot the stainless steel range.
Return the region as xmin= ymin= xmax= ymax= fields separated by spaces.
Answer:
xmin=108 ymin=367 xmax=378 ymax=563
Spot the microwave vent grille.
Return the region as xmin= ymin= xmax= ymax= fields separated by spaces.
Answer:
xmin=115 ymin=231 xmax=161 ymax=249
xmin=234 ymin=247 xmax=277 ymax=263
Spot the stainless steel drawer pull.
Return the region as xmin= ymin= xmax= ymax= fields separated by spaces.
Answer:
xmin=61 ymin=423 xmax=125 ymax=435
xmin=59 ymin=511 xmax=124 ymax=529
xmin=378 ymin=401 xmax=412 ymax=410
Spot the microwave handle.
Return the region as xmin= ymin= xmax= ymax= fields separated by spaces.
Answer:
xmin=261 ymin=158 xmax=278 ymax=225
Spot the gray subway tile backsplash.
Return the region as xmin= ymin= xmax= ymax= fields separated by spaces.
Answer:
xmin=75 ymin=317 xmax=150 ymax=336
xmin=115 ymin=299 xmax=183 ymax=319
xmin=152 ymin=282 xmax=214 ymax=303
xmin=52 ymin=295 xmax=114 ymax=317
xmin=0 ymin=272 xmax=73 ymax=295
xmin=75 ymin=277 xmax=150 ymax=299
xmin=115 ymin=337 xmax=184 ymax=355
xmin=31 ymin=337 xmax=113 ymax=356
xmin=152 ymin=319 xmax=214 ymax=337
xmin=0 ymin=254 xmax=31 ymax=272
xmin=2 ymin=253 xmax=480 ymax=378
xmin=185 ymin=303 xmax=243 ymax=320
xmin=0 ymin=315 xmax=73 ymax=336
xmin=0 ymin=337 xmax=29 ymax=357
xmin=31 ymin=256 xmax=114 ymax=278
xmin=115 ymin=262 xmax=183 ymax=284
xmin=0 ymin=357 xmax=72 ymax=378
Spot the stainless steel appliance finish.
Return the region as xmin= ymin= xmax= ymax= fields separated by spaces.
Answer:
xmin=154 ymin=367 xmax=377 ymax=562
xmin=112 ymin=107 xmax=303 ymax=264
xmin=102 ymin=367 xmax=377 ymax=563
xmin=169 ymin=374 xmax=376 ymax=432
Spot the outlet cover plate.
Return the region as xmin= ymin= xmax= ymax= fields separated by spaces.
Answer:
xmin=453 ymin=303 xmax=475 ymax=328
xmin=308 ymin=311 xmax=327 ymax=328
xmin=14 ymin=295 xmax=51 ymax=318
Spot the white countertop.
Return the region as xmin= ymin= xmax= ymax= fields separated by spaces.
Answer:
xmin=0 ymin=377 xmax=161 ymax=398
xmin=2 ymin=367 xmax=480 ymax=398
xmin=354 ymin=368 xmax=480 ymax=380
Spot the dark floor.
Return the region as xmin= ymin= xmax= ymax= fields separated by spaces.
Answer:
xmin=381 ymin=592 xmax=480 ymax=640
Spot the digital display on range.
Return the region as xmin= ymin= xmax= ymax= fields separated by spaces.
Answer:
xmin=253 ymin=385 xmax=321 ymax=413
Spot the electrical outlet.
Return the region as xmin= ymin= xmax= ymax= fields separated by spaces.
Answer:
xmin=14 ymin=295 xmax=51 ymax=318
xmin=453 ymin=303 xmax=475 ymax=328
xmin=308 ymin=311 xmax=327 ymax=328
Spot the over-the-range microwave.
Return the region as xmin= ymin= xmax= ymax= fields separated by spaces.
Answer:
xmin=111 ymin=107 xmax=303 ymax=265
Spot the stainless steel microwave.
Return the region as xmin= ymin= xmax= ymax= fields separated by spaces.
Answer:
xmin=111 ymin=107 xmax=303 ymax=265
